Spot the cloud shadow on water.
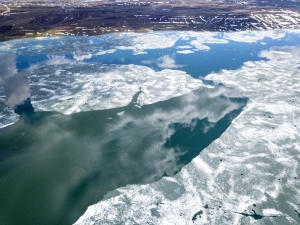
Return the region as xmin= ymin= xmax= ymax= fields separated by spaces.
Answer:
xmin=0 ymin=83 xmax=247 ymax=225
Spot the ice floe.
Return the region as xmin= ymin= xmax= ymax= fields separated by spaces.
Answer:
xmin=176 ymin=50 xmax=194 ymax=54
xmin=222 ymin=29 xmax=287 ymax=43
xmin=29 ymin=64 xmax=204 ymax=114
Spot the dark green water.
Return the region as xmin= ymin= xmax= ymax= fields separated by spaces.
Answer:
xmin=0 ymin=87 xmax=246 ymax=225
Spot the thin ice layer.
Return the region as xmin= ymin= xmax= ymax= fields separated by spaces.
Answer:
xmin=75 ymin=45 xmax=300 ymax=224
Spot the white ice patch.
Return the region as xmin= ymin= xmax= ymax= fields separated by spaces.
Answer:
xmin=189 ymin=41 xmax=210 ymax=51
xmin=177 ymin=45 xmax=193 ymax=49
xmin=176 ymin=50 xmax=194 ymax=54
xmin=95 ymin=49 xmax=116 ymax=55
xmin=75 ymin=41 xmax=300 ymax=224
xmin=29 ymin=64 xmax=204 ymax=114
xmin=73 ymin=53 xmax=92 ymax=61
xmin=222 ymin=29 xmax=287 ymax=43
xmin=262 ymin=208 xmax=283 ymax=216
xmin=117 ymin=32 xmax=180 ymax=51
xmin=188 ymin=32 xmax=229 ymax=51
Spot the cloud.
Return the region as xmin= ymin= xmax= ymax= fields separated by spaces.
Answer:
xmin=156 ymin=55 xmax=182 ymax=69
xmin=142 ymin=54 xmax=183 ymax=69
xmin=0 ymin=53 xmax=77 ymax=128
xmin=4 ymin=74 xmax=31 ymax=109
xmin=0 ymin=54 xmax=17 ymax=81
xmin=0 ymin=54 xmax=31 ymax=109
